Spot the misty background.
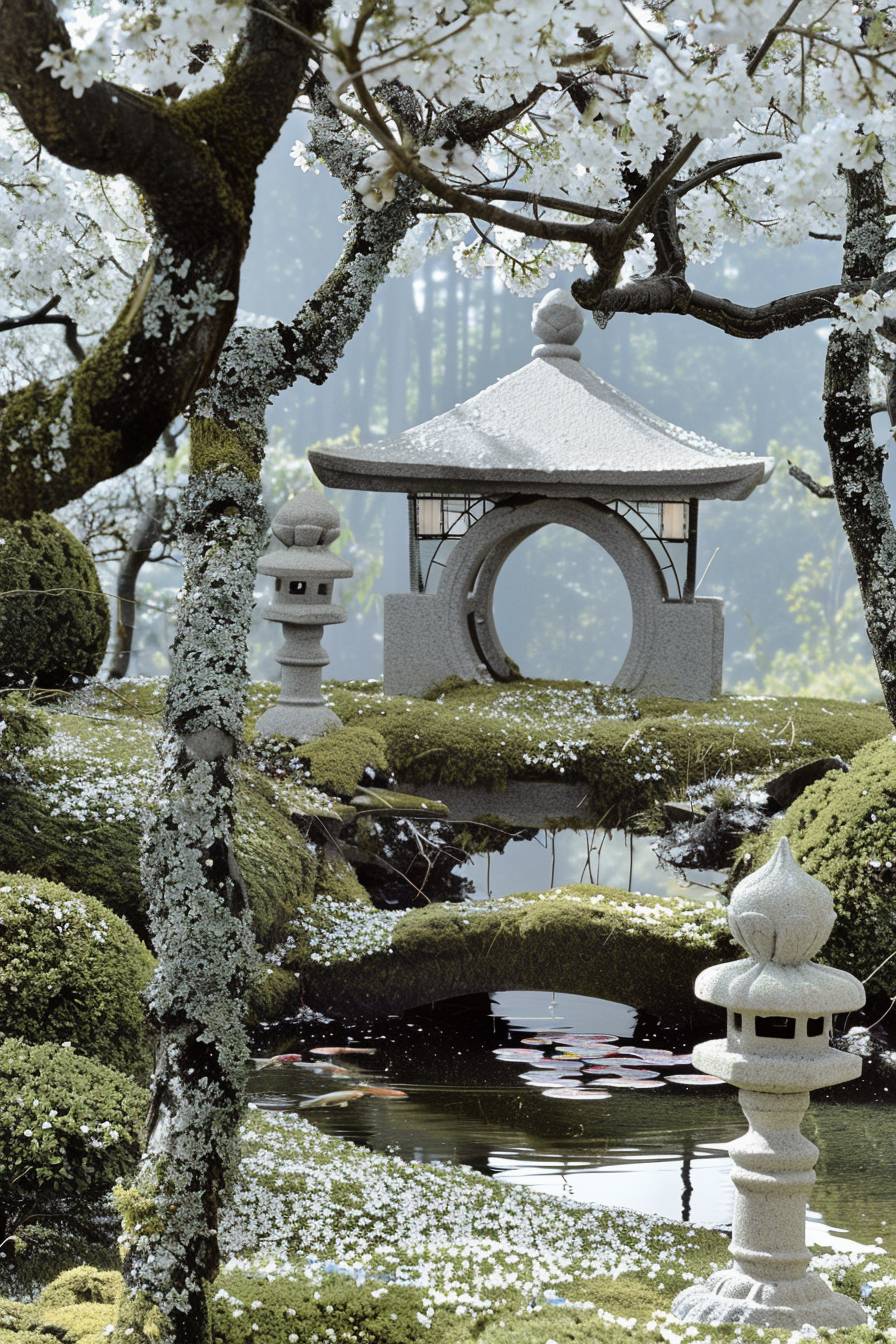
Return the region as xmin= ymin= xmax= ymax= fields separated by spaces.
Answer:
xmin=118 ymin=115 xmax=888 ymax=701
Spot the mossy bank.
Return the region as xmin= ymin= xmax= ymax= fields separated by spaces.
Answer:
xmin=2 ymin=1112 xmax=891 ymax=1342
xmin=734 ymin=734 xmax=896 ymax=994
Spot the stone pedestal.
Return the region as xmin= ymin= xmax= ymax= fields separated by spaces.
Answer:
xmin=673 ymin=1088 xmax=864 ymax=1328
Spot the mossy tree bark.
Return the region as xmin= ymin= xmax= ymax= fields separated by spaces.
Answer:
xmin=0 ymin=0 xmax=329 ymax=521
xmin=116 ymin=92 xmax=429 ymax=1339
xmin=117 ymin=414 xmax=266 ymax=1344
xmin=822 ymin=164 xmax=896 ymax=723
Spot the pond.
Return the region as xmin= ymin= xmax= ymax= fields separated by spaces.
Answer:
xmin=250 ymin=989 xmax=893 ymax=1256
xmin=462 ymin=826 xmax=724 ymax=903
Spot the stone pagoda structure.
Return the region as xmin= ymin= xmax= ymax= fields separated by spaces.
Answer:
xmin=310 ymin=288 xmax=773 ymax=701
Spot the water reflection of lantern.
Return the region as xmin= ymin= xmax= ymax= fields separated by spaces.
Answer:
xmin=672 ymin=838 xmax=866 ymax=1330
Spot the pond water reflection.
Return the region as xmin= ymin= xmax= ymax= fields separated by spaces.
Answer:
xmin=464 ymin=829 xmax=724 ymax=904
xmin=250 ymin=990 xmax=894 ymax=1256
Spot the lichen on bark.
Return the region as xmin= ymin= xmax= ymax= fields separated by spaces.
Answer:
xmin=117 ymin=453 xmax=268 ymax=1343
xmin=823 ymin=163 xmax=896 ymax=723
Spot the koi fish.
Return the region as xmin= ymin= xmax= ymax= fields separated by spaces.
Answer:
xmin=355 ymin=1085 xmax=408 ymax=1098
xmin=249 ymin=1055 xmax=351 ymax=1076
xmin=299 ymin=1089 xmax=367 ymax=1109
xmin=309 ymin=1046 xmax=377 ymax=1056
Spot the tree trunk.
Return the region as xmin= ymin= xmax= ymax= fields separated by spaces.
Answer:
xmin=115 ymin=416 xmax=266 ymax=1343
xmin=823 ymin=162 xmax=896 ymax=721
xmin=106 ymin=505 xmax=165 ymax=680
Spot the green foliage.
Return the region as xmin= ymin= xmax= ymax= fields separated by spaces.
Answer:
xmin=0 ymin=515 xmax=108 ymax=688
xmin=0 ymin=872 xmax=154 ymax=1078
xmin=0 ymin=1039 xmax=146 ymax=1233
xmin=326 ymin=679 xmax=889 ymax=828
xmin=733 ymin=736 xmax=896 ymax=992
xmin=38 ymin=1267 xmax=120 ymax=1310
xmin=0 ymin=694 xmax=49 ymax=764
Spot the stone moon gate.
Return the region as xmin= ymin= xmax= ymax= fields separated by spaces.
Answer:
xmin=311 ymin=290 xmax=773 ymax=701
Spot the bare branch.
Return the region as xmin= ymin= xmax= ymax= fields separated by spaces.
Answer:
xmin=0 ymin=294 xmax=85 ymax=362
xmin=788 ymin=461 xmax=835 ymax=498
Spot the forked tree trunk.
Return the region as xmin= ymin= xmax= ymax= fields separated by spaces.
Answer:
xmin=823 ymin=163 xmax=896 ymax=723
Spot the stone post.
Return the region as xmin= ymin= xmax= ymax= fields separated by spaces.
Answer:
xmin=255 ymin=491 xmax=352 ymax=742
xmin=671 ymin=837 xmax=867 ymax=1329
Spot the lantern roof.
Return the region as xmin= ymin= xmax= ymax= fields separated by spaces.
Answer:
xmin=695 ymin=840 xmax=865 ymax=1015
xmin=309 ymin=289 xmax=774 ymax=503
xmin=258 ymin=492 xmax=353 ymax=580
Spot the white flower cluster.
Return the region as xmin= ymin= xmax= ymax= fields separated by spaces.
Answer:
xmin=1 ymin=880 xmax=110 ymax=945
xmin=37 ymin=0 xmax=246 ymax=98
xmin=27 ymin=719 xmax=159 ymax=828
xmin=280 ymin=1 xmax=896 ymax=299
xmin=221 ymin=1110 xmax=711 ymax=1321
xmin=298 ymin=895 xmax=405 ymax=965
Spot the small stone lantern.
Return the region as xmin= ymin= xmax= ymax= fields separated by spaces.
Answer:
xmin=255 ymin=492 xmax=352 ymax=742
xmin=672 ymin=838 xmax=866 ymax=1330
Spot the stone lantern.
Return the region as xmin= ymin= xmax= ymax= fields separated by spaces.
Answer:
xmin=255 ymin=491 xmax=352 ymax=743
xmin=672 ymin=837 xmax=866 ymax=1329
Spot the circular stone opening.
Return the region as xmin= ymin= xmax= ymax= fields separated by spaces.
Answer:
xmin=490 ymin=524 xmax=633 ymax=683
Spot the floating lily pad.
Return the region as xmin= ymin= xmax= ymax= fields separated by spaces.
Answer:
xmin=667 ymin=1073 xmax=725 ymax=1086
xmin=591 ymin=1077 xmax=666 ymax=1089
xmin=542 ymin=1088 xmax=612 ymax=1100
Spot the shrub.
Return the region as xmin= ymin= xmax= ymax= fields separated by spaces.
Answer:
xmin=0 ymin=1039 xmax=146 ymax=1236
xmin=733 ymin=736 xmax=896 ymax=993
xmin=0 ymin=514 xmax=108 ymax=689
xmin=0 ymin=872 xmax=155 ymax=1077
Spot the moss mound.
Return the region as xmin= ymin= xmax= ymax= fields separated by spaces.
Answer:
xmin=299 ymin=881 xmax=733 ymax=1018
xmin=0 ymin=1039 xmax=145 ymax=1236
xmin=0 ymin=694 xmax=49 ymax=764
xmin=0 ymin=514 xmax=108 ymax=688
xmin=321 ymin=679 xmax=889 ymax=826
xmin=0 ymin=872 xmax=154 ymax=1077
xmin=733 ymin=736 xmax=896 ymax=993
xmin=0 ymin=709 xmax=316 ymax=950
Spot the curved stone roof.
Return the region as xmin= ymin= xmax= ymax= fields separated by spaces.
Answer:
xmin=310 ymin=289 xmax=774 ymax=503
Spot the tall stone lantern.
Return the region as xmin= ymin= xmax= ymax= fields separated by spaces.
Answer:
xmin=255 ymin=492 xmax=352 ymax=742
xmin=672 ymin=838 xmax=866 ymax=1329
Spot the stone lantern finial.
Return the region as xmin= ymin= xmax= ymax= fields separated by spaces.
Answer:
xmin=531 ymin=288 xmax=583 ymax=361
xmin=672 ymin=837 xmax=866 ymax=1330
xmin=727 ymin=837 xmax=836 ymax=966
xmin=255 ymin=491 xmax=352 ymax=743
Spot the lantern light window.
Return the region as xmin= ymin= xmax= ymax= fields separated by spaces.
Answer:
xmin=807 ymin=1017 xmax=825 ymax=1037
xmin=289 ymin=580 xmax=307 ymax=596
xmin=755 ymin=1015 xmax=796 ymax=1039
xmin=318 ymin=583 xmax=329 ymax=596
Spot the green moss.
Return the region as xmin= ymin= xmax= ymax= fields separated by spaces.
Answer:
xmin=0 ymin=709 xmax=316 ymax=956
xmin=0 ymin=694 xmax=49 ymax=763
xmin=190 ymin=417 xmax=260 ymax=481
xmin=0 ymin=515 xmax=108 ymax=688
xmin=290 ymin=724 xmax=390 ymax=798
xmin=325 ymin=680 xmax=890 ymax=828
xmin=39 ymin=1303 xmax=114 ymax=1341
xmin=39 ymin=1267 xmax=121 ymax=1309
xmin=0 ymin=871 xmax=154 ymax=1078
xmin=733 ymin=736 xmax=896 ymax=992
xmin=0 ymin=1039 xmax=146 ymax=1237
xmin=302 ymin=882 xmax=734 ymax=1018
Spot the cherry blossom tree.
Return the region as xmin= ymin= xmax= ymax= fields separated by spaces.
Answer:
xmin=290 ymin=0 xmax=896 ymax=715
